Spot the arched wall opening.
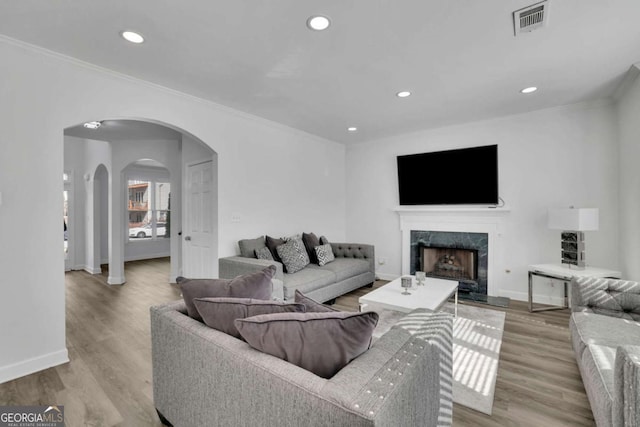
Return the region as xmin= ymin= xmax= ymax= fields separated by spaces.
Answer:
xmin=123 ymin=159 xmax=172 ymax=263
xmin=88 ymin=163 xmax=109 ymax=274
xmin=63 ymin=118 xmax=218 ymax=284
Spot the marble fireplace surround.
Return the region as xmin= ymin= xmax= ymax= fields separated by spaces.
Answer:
xmin=412 ymin=230 xmax=487 ymax=294
xmin=395 ymin=206 xmax=510 ymax=297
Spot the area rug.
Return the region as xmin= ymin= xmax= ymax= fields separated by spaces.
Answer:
xmin=373 ymin=303 xmax=505 ymax=415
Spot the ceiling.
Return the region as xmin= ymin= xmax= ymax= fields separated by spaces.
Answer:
xmin=65 ymin=119 xmax=181 ymax=142
xmin=2 ymin=1 xmax=640 ymax=144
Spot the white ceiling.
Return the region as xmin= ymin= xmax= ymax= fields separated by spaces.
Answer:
xmin=3 ymin=1 xmax=640 ymax=144
xmin=65 ymin=119 xmax=181 ymax=142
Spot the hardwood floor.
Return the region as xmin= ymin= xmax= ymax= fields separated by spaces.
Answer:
xmin=0 ymin=259 xmax=594 ymax=426
xmin=0 ymin=258 xmax=181 ymax=427
xmin=337 ymin=285 xmax=596 ymax=427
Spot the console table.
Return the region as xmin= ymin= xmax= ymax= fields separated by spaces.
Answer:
xmin=528 ymin=264 xmax=622 ymax=312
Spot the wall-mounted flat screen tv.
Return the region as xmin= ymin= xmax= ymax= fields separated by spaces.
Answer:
xmin=397 ymin=145 xmax=498 ymax=205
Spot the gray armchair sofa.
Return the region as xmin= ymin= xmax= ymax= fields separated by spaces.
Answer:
xmin=219 ymin=242 xmax=375 ymax=303
xmin=569 ymin=276 xmax=640 ymax=427
xmin=151 ymin=301 xmax=453 ymax=427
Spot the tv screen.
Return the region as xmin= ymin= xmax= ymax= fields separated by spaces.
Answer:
xmin=397 ymin=145 xmax=498 ymax=205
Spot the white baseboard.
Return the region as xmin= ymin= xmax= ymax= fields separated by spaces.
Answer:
xmin=0 ymin=349 xmax=69 ymax=384
xmin=376 ymin=272 xmax=399 ymax=281
xmin=125 ymin=252 xmax=171 ymax=262
xmin=101 ymin=254 xmax=170 ymax=266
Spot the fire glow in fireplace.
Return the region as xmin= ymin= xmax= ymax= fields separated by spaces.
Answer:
xmin=421 ymin=246 xmax=478 ymax=282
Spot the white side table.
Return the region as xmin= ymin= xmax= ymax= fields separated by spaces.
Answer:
xmin=528 ymin=264 xmax=622 ymax=312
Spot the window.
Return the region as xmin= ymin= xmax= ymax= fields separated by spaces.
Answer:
xmin=128 ymin=179 xmax=170 ymax=240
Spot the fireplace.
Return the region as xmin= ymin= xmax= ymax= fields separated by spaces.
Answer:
xmin=410 ymin=230 xmax=488 ymax=295
xmin=421 ymin=246 xmax=478 ymax=282
xmin=396 ymin=206 xmax=509 ymax=300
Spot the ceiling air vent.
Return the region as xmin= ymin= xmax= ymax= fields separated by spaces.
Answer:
xmin=513 ymin=1 xmax=548 ymax=36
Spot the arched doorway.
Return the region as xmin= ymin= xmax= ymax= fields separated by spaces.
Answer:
xmin=86 ymin=163 xmax=109 ymax=274
xmin=123 ymin=159 xmax=172 ymax=264
xmin=63 ymin=118 xmax=218 ymax=284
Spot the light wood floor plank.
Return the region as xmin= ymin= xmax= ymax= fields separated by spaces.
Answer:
xmin=0 ymin=259 xmax=595 ymax=426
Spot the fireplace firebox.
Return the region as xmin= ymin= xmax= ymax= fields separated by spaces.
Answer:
xmin=421 ymin=246 xmax=478 ymax=282
xmin=410 ymin=230 xmax=488 ymax=296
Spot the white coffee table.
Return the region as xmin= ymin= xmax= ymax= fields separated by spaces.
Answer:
xmin=359 ymin=276 xmax=458 ymax=317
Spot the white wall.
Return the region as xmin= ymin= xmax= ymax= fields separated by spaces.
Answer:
xmin=0 ymin=37 xmax=346 ymax=383
xmin=617 ymin=65 xmax=640 ymax=280
xmin=64 ymin=138 xmax=87 ymax=270
xmin=95 ymin=165 xmax=109 ymax=273
xmin=64 ymin=136 xmax=111 ymax=273
xmin=217 ymin=126 xmax=346 ymax=252
xmin=345 ymin=100 xmax=620 ymax=301
xmin=85 ymin=138 xmax=111 ymax=274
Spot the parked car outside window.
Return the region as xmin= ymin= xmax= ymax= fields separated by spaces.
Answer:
xmin=129 ymin=223 xmax=166 ymax=238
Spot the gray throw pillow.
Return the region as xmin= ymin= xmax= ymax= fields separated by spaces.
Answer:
xmin=255 ymin=246 xmax=274 ymax=260
xmin=294 ymin=290 xmax=337 ymax=313
xmin=319 ymin=235 xmax=330 ymax=246
xmin=179 ymin=265 xmax=276 ymax=321
xmin=302 ymin=232 xmax=321 ymax=264
xmin=276 ymin=238 xmax=310 ymax=274
xmin=315 ymin=243 xmax=335 ymax=266
xmin=193 ymin=297 xmax=305 ymax=338
xmin=235 ymin=311 xmax=379 ymax=379
xmin=265 ymin=235 xmax=285 ymax=265
xmin=238 ymin=236 xmax=266 ymax=258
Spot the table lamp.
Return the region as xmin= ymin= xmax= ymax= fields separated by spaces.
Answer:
xmin=548 ymin=207 xmax=599 ymax=268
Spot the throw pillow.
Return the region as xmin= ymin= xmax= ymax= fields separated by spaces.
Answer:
xmin=255 ymin=246 xmax=274 ymax=260
xmin=180 ymin=265 xmax=276 ymax=321
xmin=302 ymin=232 xmax=321 ymax=264
xmin=294 ymin=290 xmax=337 ymax=313
xmin=235 ymin=311 xmax=379 ymax=379
xmin=193 ymin=297 xmax=305 ymax=338
xmin=265 ymin=235 xmax=285 ymax=264
xmin=276 ymin=238 xmax=310 ymax=274
xmin=319 ymin=235 xmax=330 ymax=246
xmin=315 ymin=243 xmax=335 ymax=266
xmin=238 ymin=236 xmax=266 ymax=258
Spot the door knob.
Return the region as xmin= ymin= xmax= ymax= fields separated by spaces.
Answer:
xmin=185 ymin=236 xmax=192 ymax=241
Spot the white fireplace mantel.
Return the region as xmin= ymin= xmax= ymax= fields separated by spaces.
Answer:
xmin=395 ymin=206 xmax=510 ymax=296
xmin=393 ymin=205 xmax=511 ymax=214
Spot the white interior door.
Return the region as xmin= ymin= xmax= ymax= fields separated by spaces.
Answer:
xmin=183 ymin=161 xmax=214 ymax=278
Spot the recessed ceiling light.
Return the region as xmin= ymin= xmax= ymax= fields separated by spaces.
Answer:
xmin=121 ymin=31 xmax=145 ymax=44
xmin=307 ymin=15 xmax=331 ymax=31
xmin=347 ymin=127 xmax=358 ymax=132
xmin=83 ymin=121 xmax=102 ymax=130
xmin=520 ymin=86 xmax=537 ymax=94
xmin=396 ymin=91 xmax=411 ymax=98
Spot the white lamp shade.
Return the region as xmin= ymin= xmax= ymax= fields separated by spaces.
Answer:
xmin=548 ymin=208 xmax=599 ymax=231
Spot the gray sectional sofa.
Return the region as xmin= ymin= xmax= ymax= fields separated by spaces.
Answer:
xmin=151 ymin=301 xmax=453 ymax=427
xmin=219 ymin=237 xmax=375 ymax=303
xmin=570 ymin=276 xmax=640 ymax=427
